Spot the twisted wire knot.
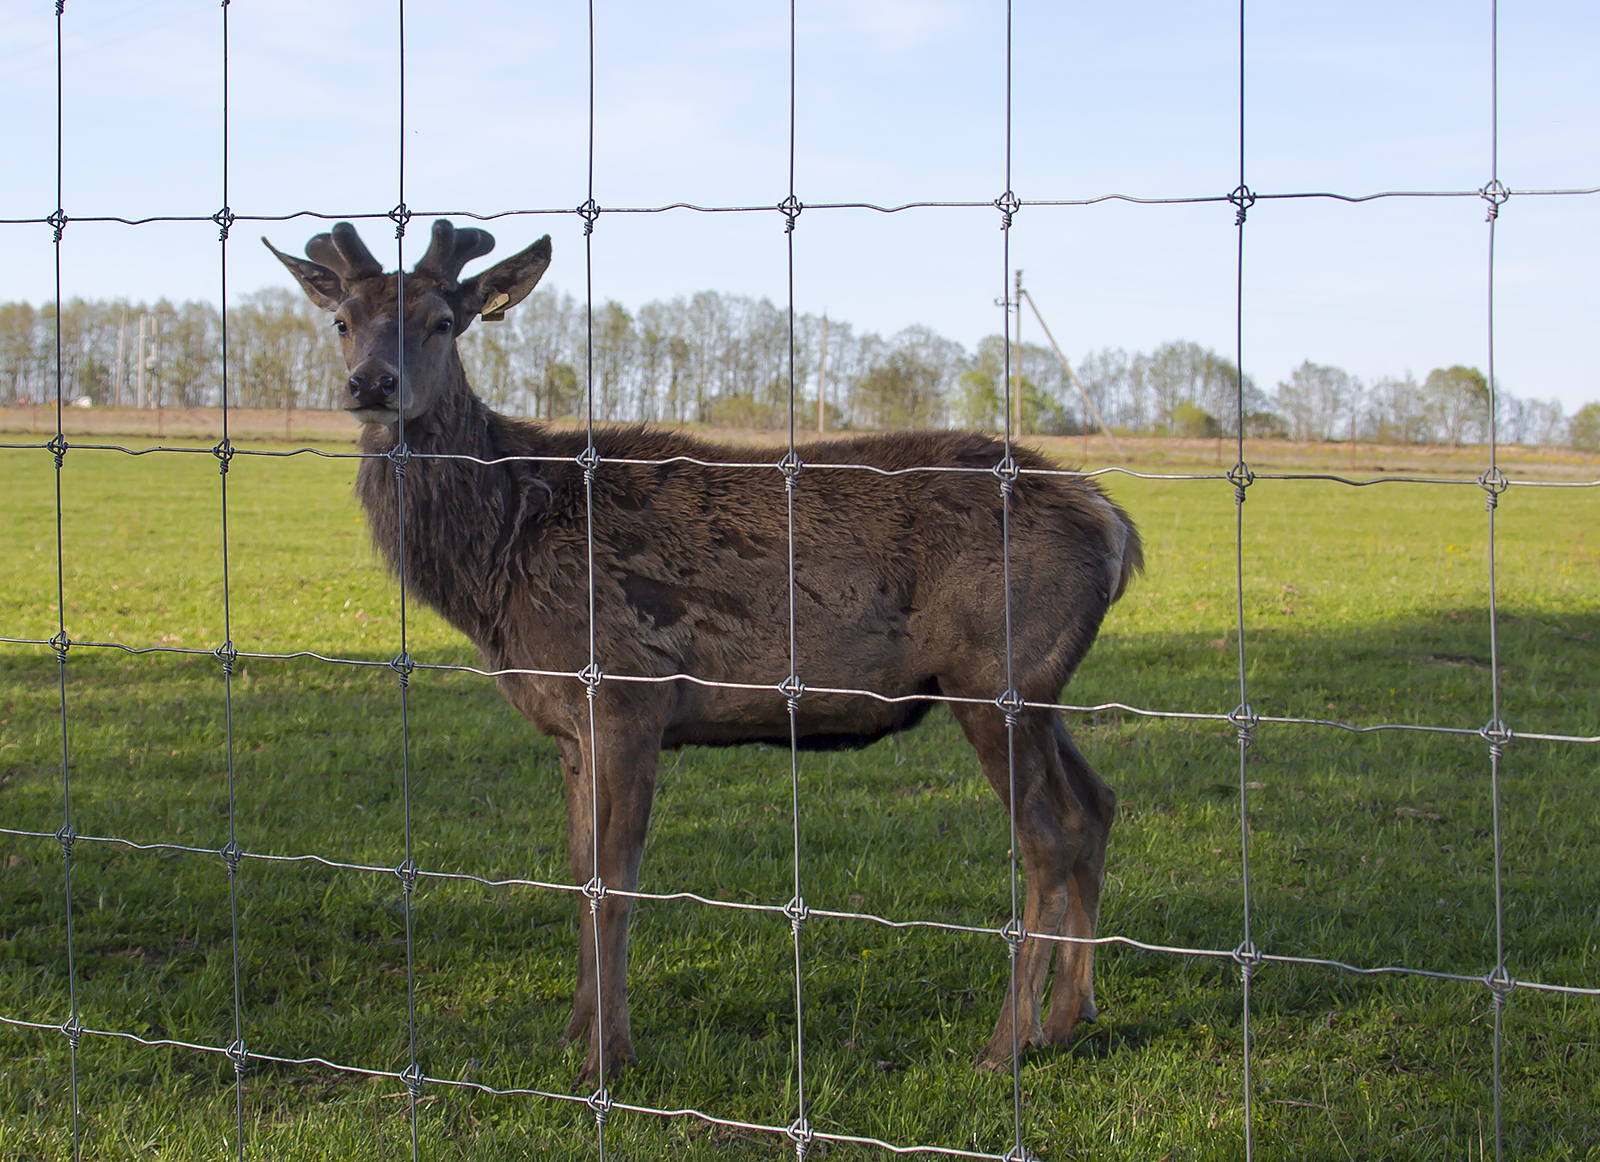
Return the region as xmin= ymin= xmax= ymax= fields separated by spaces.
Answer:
xmin=55 ymin=824 xmax=77 ymax=861
xmin=1477 ymin=466 xmax=1508 ymax=510
xmin=1484 ymin=964 xmax=1515 ymax=1011
xmin=395 ymin=857 xmax=420 ymax=896
xmin=1227 ymin=460 xmax=1255 ymax=505
xmin=993 ymin=190 xmax=1022 ymax=230
xmin=1480 ymin=718 xmax=1511 ymax=761
xmin=60 ymin=1013 xmax=83 ymax=1050
xmin=212 ymin=206 xmax=236 ymax=242
xmin=785 ymin=1116 xmax=814 ymax=1157
xmin=999 ymin=917 xmax=1026 ymax=955
xmin=581 ymin=875 xmax=608 ymax=913
xmin=212 ymin=438 xmax=234 ymax=475
xmin=1227 ymin=184 xmax=1256 ymax=226
xmin=778 ymin=673 xmax=804 ymax=715
xmin=220 ymin=840 xmax=242 ymax=878
xmin=387 ymin=442 xmax=410 ymax=480
xmin=577 ymin=198 xmax=601 ymax=236
xmin=1232 ymin=940 xmax=1263 ymax=983
xmin=215 ymin=640 xmax=237 ymax=677
xmin=778 ymin=195 xmax=804 ymax=233
xmin=1002 ymin=1146 xmax=1038 ymax=1162
xmin=1479 ymin=179 xmax=1510 ymax=222
xmin=992 ymin=454 xmax=1019 ymax=499
xmin=579 ymin=662 xmax=603 ymax=702
xmin=47 ymin=432 xmax=69 ymax=470
xmin=390 ymin=651 xmax=414 ymax=687
xmin=49 ymin=630 xmax=71 ymax=665
xmin=48 ymin=208 xmax=68 ymax=242
xmin=576 ymin=444 xmax=600 ymax=484
xmin=388 ymin=203 xmax=411 ymax=239
xmin=1228 ymin=703 xmax=1259 ymax=750
xmin=995 ymin=688 xmax=1025 ymax=727
xmin=225 ymin=1038 xmax=248 ymax=1078
xmin=783 ymin=895 xmax=810 ymax=936
xmin=586 ymin=1087 xmax=613 ymax=1125
xmin=778 ymin=449 xmax=803 ymax=493
xmin=400 ymin=1061 xmax=425 ymax=1100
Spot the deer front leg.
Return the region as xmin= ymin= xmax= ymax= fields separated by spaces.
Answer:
xmin=559 ymin=727 xmax=660 ymax=1089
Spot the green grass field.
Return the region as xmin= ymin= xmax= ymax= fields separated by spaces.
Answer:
xmin=2 ymin=438 xmax=1598 ymax=1160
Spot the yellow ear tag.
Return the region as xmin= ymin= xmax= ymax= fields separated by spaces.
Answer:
xmin=481 ymin=292 xmax=511 ymax=322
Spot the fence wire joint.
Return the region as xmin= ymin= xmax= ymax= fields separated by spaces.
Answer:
xmin=992 ymin=454 xmax=1019 ymax=499
xmin=212 ymin=438 xmax=234 ymax=474
xmin=225 ymin=1038 xmax=248 ymax=1078
xmin=215 ymin=639 xmax=237 ymax=676
xmin=1227 ymin=461 xmax=1255 ymax=504
xmin=60 ymin=1013 xmax=83 ymax=1050
xmin=778 ymin=194 xmax=804 ymax=233
xmin=995 ymin=687 xmax=1025 ymax=727
xmin=999 ymin=917 xmax=1026 ymax=954
xmin=1480 ymin=718 xmax=1512 ymax=761
xmin=55 ymin=824 xmax=77 ymax=861
xmin=778 ymin=449 xmax=803 ymax=492
xmin=1227 ymin=184 xmax=1257 ymax=225
xmin=783 ymin=895 xmax=810 ymax=936
xmin=47 ymin=433 xmax=68 ymax=469
xmin=785 ymin=1116 xmax=814 ymax=1157
xmin=1478 ymin=465 xmax=1509 ymax=509
xmin=778 ymin=673 xmax=805 ymax=713
xmin=220 ymin=840 xmax=243 ymax=878
xmin=577 ymin=198 xmax=601 ymax=236
xmin=390 ymin=651 xmax=414 ymax=687
xmin=585 ymin=1086 xmax=612 ymax=1125
xmin=386 ymin=442 xmax=410 ymax=479
xmin=1232 ymin=940 xmax=1263 ymax=982
xmin=1002 ymin=1146 xmax=1039 ymax=1162
xmin=388 ymin=203 xmax=411 ymax=238
xmin=993 ymin=190 xmax=1022 ymax=229
xmin=394 ymin=858 xmax=420 ymax=896
xmin=581 ymin=875 xmax=608 ymax=912
xmin=400 ymin=1061 xmax=425 ymax=1099
xmin=49 ymin=630 xmax=71 ymax=664
xmin=212 ymin=206 xmax=235 ymax=241
xmin=1480 ymin=178 xmax=1511 ymax=221
xmin=1484 ymin=964 xmax=1515 ymax=1010
xmin=576 ymin=444 xmax=600 ymax=482
xmin=48 ymin=208 xmax=68 ymax=241
xmin=1228 ymin=703 xmax=1259 ymax=749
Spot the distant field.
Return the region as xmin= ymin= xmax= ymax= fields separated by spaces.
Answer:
xmin=1 ymin=432 xmax=1597 ymax=1160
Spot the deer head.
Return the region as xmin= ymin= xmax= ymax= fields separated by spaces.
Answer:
xmin=264 ymin=219 xmax=551 ymax=427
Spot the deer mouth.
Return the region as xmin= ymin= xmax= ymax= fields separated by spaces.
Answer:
xmin=348 ymin=405 xmax=402 ymax=426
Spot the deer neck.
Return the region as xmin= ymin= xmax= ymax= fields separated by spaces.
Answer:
xmin=354 ymin=362 xmax=545 ymax=650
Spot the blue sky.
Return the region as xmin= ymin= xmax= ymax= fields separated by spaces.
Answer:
xmin=2 ymin=0 xmax=1596 ymax=408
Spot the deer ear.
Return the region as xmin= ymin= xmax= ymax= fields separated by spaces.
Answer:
xmin=461 ymin=235 xmax=552 ymax=321
xmin=262 ymin=237 xmax=345 ymax=311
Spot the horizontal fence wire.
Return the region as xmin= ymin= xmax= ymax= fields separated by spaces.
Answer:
xmin=4 ymin=0 xmax=1599 ymax=1159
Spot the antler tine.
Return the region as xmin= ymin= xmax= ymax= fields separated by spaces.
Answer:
xmin=303 ymin=222 xmax=384 ymax=282
xmin=416 ymin=219 xmax=495 ymax=287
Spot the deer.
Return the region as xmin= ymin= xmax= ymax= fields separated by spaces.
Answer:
xmin=265 ymin=219 xmax=1143 ymax=1088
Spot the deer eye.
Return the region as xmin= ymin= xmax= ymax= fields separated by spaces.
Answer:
xmin=333 ymin=319 xmax=348 ymax=335
xmin=433 ymin=318 xmax=452 ymax=334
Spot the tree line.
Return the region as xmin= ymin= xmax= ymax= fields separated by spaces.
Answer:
xmin=3 ymin=290 xmax=1596 ymax=450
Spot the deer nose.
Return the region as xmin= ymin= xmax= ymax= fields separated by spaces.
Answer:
xmin=347 ymin=368 xmax=398 ymax=409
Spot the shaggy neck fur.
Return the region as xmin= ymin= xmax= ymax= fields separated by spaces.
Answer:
xmin=355 ymin=351 xmax=558 ymax=656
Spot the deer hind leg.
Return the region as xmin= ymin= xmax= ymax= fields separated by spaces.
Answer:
xmin=556 ymin=737 xmax=598 ymax=1051
xmin=1042 ymin=718 xmax=1114 ymax=1047
xmin=951 ymin=703 xmax=1082 ymax=1072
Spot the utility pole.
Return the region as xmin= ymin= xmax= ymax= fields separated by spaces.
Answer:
xmin=136 ymin=313 xmax=147 ymax=409
xmin=1013 ymin=268 xmax=1024 ymax=437
xmin=816 ymin=314 xmax=828 ymax=434
xmin=1019 ymin=288 xmax=1126 ymax=458
xmin=113 ymin=308 xmax=126 ymax=408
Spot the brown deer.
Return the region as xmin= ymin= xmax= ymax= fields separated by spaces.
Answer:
xmin=265 ymin=219 xmax=1142 ymax=1086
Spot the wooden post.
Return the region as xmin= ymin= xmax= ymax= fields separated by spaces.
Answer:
xmin=113 ymin=308 xmax=126 ymax=409
xmin=819 ymin=312 xmax=832 ymax=435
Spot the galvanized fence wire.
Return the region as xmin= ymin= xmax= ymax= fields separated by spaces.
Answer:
xmin=4 ymin=1 xmax=1599 ymax=1160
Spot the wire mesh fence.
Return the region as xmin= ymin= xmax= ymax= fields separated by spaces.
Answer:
xmin=2 ymin=2 xmax=1599 ymax=1160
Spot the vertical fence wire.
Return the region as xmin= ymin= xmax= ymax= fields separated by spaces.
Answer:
xmin=390 ymin=3 xmax=424 ymax=1158
xmin=579 ymin=1 xmax=612 ymax=1155
xmin=48 ymin=2 xmax=83 ymax=1159
xmin=215 ymin=2 xmax=247 ymax=1158
xmin=1229 ymin=2 xmax=1259 ymax=1159
xmin=996 ymin=3 xmax=1027 ymax=1158
xmin=1482 ymin=3 xmax=1511 ymax=1159
xmin=781 ymin=0 xmax=811 ymax=1156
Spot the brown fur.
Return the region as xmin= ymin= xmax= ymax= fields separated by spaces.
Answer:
xmin=269 ymin=221 xmax=1144 ymax=1085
